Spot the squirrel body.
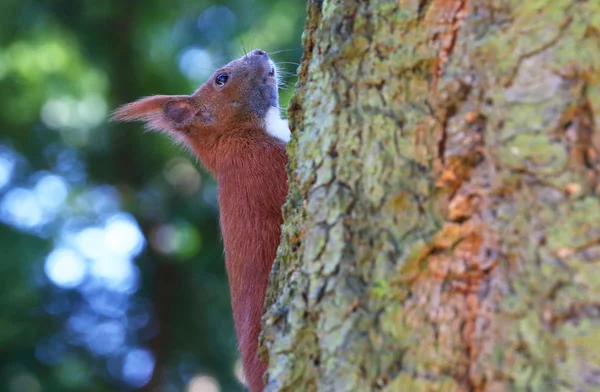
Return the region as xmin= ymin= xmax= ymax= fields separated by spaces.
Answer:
xmin=112 ymin=49 xmax=289 ymax=391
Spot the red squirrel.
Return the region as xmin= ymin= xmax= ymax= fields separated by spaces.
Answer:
xmin=111 ymin=49 xmax=289 ymax=391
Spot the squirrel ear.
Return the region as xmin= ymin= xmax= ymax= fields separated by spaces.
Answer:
xmin=164 ymin=99 xmax=195 ymax=125
xmin=110 ymin=95 xmax=196 ymax=131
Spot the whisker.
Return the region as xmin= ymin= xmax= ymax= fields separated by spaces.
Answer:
xmin=197 ymin=66 xmax=216 ymax=73
xmin=276 ymin=61 xmax=301 ymax=66
xmin=278 ymin=85 xmax=294 ymax=93
xmin=240 ymin=38 xmax=248 ymax=58
xmin=278 ymin=71 xmax=298 ymax=77
xmin=269 ymin=48 xmax=302 ymax=56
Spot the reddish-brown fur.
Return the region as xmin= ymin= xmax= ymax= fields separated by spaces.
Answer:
xmin=111 ymin=49 xmax=288 ymax=391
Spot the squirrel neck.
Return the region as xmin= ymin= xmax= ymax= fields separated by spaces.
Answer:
xmin=187 ymin=123 xmax=287 ymax=174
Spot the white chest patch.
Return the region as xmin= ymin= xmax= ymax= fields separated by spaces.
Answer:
xmin=265 ymin=106 xmax=291 ymax=143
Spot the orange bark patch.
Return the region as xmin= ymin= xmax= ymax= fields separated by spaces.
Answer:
xmin=424 ymin=0 xmax=469 ymax=87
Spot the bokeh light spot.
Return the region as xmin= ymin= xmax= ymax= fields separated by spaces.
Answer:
xmin=164 ymin=158 xmax=202 ymax=195
xmin=104 ymin=213 xmax=145 ymax=258
xmin=84 ymin=289 xmax=129 ymax=318
xmin=67 ymin=309 xmax=98 ymax=336
xmin=151 ymin=222 xmax=201 ymax=258
xmin=90 ymin=257 xmax=138 ymax=293
xmin=37 ymin=42 xmax=68 ymax=72
xmin=74 ymin=227 xmax=105 ymax=259
xmin=41 ymin=98 xmax=72 ymax=130
xmin=187 ymin=375 xmax=220 ymax=392
xmin=44 ymin=248 xmax=87 ymax=289
xmin=179 ymin=47 xmax=213 ymax=81
xmin=1 ymin=188 xmax=44 ymax=230
xmin=122 ymin=348 xmax=155 ymax=388
xmin=197 ymin=6 xmax=237 ymax=39
xmin=86 ymin=321 xmax=126 ymax=356
xmin=76 ymin=95 xmax=108 ymax=128
xmin=34 ymin=174 xmax=69 ymax=212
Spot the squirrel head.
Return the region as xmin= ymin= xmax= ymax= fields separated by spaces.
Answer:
xmin=111 ymin=49 xmax=290 ymax=147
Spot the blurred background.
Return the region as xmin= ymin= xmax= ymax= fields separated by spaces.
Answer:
xmin=0 ymin=0 xmax=304 ymax=391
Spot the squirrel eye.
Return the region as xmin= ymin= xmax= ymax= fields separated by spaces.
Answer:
xmin=215 ymin=73 xmax=229 ymax=86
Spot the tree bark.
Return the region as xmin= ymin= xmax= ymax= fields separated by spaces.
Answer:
xmin=261 ymin=0 xmax=600 ymax=391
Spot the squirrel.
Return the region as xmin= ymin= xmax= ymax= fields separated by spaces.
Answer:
xmin=111 ymin=49 xmax=289 ymax=392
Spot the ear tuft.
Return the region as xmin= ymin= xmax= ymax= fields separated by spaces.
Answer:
xmin=110 ymin=95 xmax=169 ymax=123
xmin=110 ymin=95 xmax=196 ymax=133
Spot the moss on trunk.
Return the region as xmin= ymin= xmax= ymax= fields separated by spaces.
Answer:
xmin=262 ymin=0 xmax=600 ymax=391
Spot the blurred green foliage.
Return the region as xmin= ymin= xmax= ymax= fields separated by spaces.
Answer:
xmin=0 ymin=1 xmax=305 ymax=391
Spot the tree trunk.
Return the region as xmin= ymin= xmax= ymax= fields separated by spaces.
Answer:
xmin=261 ymin=0 xmax=600 ymax=391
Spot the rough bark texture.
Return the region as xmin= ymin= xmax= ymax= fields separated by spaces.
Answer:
xmin=262 ymin=0 xmax=600 ymax=391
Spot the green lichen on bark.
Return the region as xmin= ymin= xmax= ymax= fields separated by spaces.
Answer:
xmin=262 ymin=0 xmax=600 ymax=391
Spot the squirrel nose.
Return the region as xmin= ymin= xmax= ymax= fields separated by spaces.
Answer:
xmin=252 ymin=49 xmax=267 ymax=56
